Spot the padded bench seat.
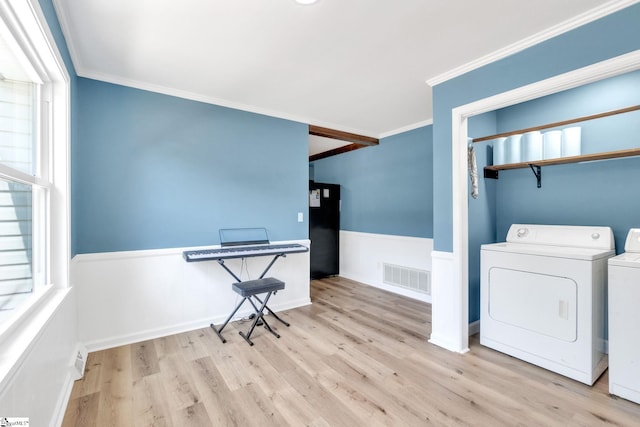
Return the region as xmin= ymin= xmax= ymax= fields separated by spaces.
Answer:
xmin=232 ymin=277 xmax=284 ymax=297
xmin=211 ymin=276 xmax=289 ymax=345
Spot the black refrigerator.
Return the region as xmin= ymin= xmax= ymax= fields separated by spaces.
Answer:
xmin=309 ymin=181 xmax=340 ymax=279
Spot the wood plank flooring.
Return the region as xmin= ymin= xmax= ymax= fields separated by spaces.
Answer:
xmin=62 ymin=277 xmax=640 ymax=426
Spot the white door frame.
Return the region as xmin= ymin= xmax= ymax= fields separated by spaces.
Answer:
xmin=446 ymin=50 xmax=640 ymax=353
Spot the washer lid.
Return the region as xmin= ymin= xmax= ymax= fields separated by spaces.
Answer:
xmin=505 ymin=224 xmax=614 ymax=250
xmin=624 ymin=228 xmax=640 ymax=253
xmin=482 ymin=242 xmax=615 ymax=261
xmin=609 ymin=252 xmax=640 ymax=267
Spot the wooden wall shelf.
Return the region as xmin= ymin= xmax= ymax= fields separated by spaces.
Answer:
xmin=473 ymin=105 xmax=640 ymax=143
xmin=477 ymin=104 xmax=640 ymax=188
xmin=485 ymin=148 xmax=640 ymax=172
xmin=484 ymin=148 xmax=640 ymax=188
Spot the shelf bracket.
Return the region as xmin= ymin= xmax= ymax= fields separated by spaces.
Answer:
xmin=529 ymin=164 xmax=542 ymax=188
xmin=484 ymin=169 xmax=499 ymax=179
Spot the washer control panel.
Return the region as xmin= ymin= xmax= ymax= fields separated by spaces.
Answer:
xmin=506 ymin=224 xmax=614 ymax=250
xmin=624 ymin=228 xmax=640 ymax=253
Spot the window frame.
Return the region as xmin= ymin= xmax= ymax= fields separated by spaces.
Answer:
xmin=0 ymin=0 xmax=70 ymax=340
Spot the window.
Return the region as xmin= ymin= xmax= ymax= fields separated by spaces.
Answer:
xmin=0 ymin=179 xmax=34 ymax=324
xmin=0 ymin=0 xmax=69 ymax=335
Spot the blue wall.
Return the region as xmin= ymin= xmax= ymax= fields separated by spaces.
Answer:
xmin=495 ymin=158 xmax=640 ymax=253
xmin=311 ymin=125 xmax=433 ymax=238
xmin=39 ymin=0 xmax=309 ymax=255
xmin=467 ymin=113 xmax=498 ymax=323
xmin=38 ymin=0 xmax=80 ymax=254
xmin=75 ymin=78 xmax=309 ymax=253
xmin=38 ymin=1 xmax=75 ymax=73
xmin=495 ymin=70 xmax=640 ymax=156
xmin=491 ymin=70 xmax=640 ymax=254
xmin=466 ymin=69 xmax=640 ymax=323
xmin=432 ymin=3 xmax=640 ymax=253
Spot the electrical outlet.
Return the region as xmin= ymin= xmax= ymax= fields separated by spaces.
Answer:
xmin=297 ymin=212 xmax=304 ymax=222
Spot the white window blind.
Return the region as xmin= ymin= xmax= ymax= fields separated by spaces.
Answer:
xmin=0 ymin=179 xmax=32 ymax=312
xmin=0 ymin=20 xmax=42 ymax=327
xmin=0 ymin=78 xmax=35 ymax=169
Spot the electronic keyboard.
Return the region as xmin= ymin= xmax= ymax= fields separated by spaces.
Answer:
xmin=183 ymin=243 xmax=308 ymax=262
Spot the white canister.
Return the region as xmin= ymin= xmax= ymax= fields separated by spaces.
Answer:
xmin=562 ymin=127 xmax=582 ymax=157
xmin=543 ymin=130 xmax=562 ymax=160
xmin=506 ymin=134 xmax=522 ymax=164
xmin=521 ymin=131 xmax=543 ymax=162
xmin=493 ymin=137 xmax=506 ymax=165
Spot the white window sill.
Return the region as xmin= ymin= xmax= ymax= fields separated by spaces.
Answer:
xmin=0 ymin=285 xmax=71 ymax=394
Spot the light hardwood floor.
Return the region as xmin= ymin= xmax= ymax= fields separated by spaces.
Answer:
xmin=62 ymin=277 xmax=640 ymax=426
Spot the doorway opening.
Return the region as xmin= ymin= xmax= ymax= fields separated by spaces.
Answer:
xmin=450 ymin=50 xmax=640 ymax=352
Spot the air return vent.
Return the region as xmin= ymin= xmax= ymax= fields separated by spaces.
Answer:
xmin=72 ymin=344 xmax=88 ymax=380
xmin=383 ymin=263 xmax=431 ymax=295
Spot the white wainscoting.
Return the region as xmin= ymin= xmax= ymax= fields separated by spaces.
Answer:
xmin=339 ymin=231 xmax=433 ymax=303
xmin=71 ymin=240 xmax=310 ymax=352
xmin=429 ymin=250 xmax=470 ymax=353
xmin=0 ymin=288 xmax=78 ymax=427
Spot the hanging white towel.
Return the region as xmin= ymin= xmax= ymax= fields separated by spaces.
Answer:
xmin=468 ymin=144 xmax=479 ymax=199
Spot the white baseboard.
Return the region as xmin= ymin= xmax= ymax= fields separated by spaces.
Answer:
xmin=430 ymin=250 xmax=469 ymax=353
xmin=428 ymin=332 xmax=469 ymax=354
xmin=0 ymin=288 xmax=79 ymax=426
xmin=83 ymin=298 xmax=311 ymax=352
xmin=469 ymin=320 xmax=480 ymax=336
xmin=72 ymin=241 xmax=311 ymax=352
xmin=52 ymin=371 xmax=75 ymax=427
xmin=339 ymin=231 xmax=433 ymax=303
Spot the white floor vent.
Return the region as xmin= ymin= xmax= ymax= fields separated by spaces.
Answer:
xmin=72 ymin=344 xmax=88 ymax=380
xmin=383 ymin=263 xmax=431 ymax=295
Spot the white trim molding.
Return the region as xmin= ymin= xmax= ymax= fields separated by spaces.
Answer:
xmin=426 ymin=0 xmax=639 ymax=87
xmin=339 ymin=231 xmax=433 ymax=303
xmin=445 ymin=50 xmax=640 ymax=354
xmin=469 ymin=320 xmax=480 ymax=336
xmin=71 ymin=240 xmax=311 ymax=352
xmin=378 ymin=118 xmax=433 ymax=139
xmin=428 ymin=250 xmax=469 ymax=353
xmin=0 ymin=1 xmax=74 ymax=425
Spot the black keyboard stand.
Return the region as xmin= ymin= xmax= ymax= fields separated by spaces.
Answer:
xmin=211 ymin=253 xmax=291 ymax=345
xmin=216 ymin=253 xmax=284 ymax=282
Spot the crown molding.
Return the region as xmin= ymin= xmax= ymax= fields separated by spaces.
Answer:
xmin=53 ymin=2 xmax=382 ymax=138
xmin=378 ymin=118 xmax=433 ymax=139
xmin=426 ymin=0 xmax=640 ymax=87
xmin=51 ymin=0 xmax=82 ymax=75
xmin=82 ymin=67 xmax=387 ymax=139
xmin=80 ymin=67 xmax=432 ymax=140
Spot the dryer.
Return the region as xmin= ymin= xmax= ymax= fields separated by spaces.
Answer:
xmin=608 ymin=228 xmax=640 ymax=404
xmin=480 ymin=224 xmax=614 ymax=385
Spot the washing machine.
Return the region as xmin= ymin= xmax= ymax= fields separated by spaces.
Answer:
xmin=608 ymin=228 xmax=640 ymax=404
xmin=480 ymin=224 xmax=615 ymax=385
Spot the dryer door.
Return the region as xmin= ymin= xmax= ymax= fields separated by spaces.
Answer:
xmin=488 ymin=267 xmax=578 ymax=342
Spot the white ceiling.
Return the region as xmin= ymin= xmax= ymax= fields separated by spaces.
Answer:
xmin=309 ymin=134 xmax=351 ymax=157
xmin=53 ymin=0 xmax=621 ymax=138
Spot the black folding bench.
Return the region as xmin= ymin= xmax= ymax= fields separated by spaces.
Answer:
xmin=211 ymin=277 xmax=289 ymax=346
